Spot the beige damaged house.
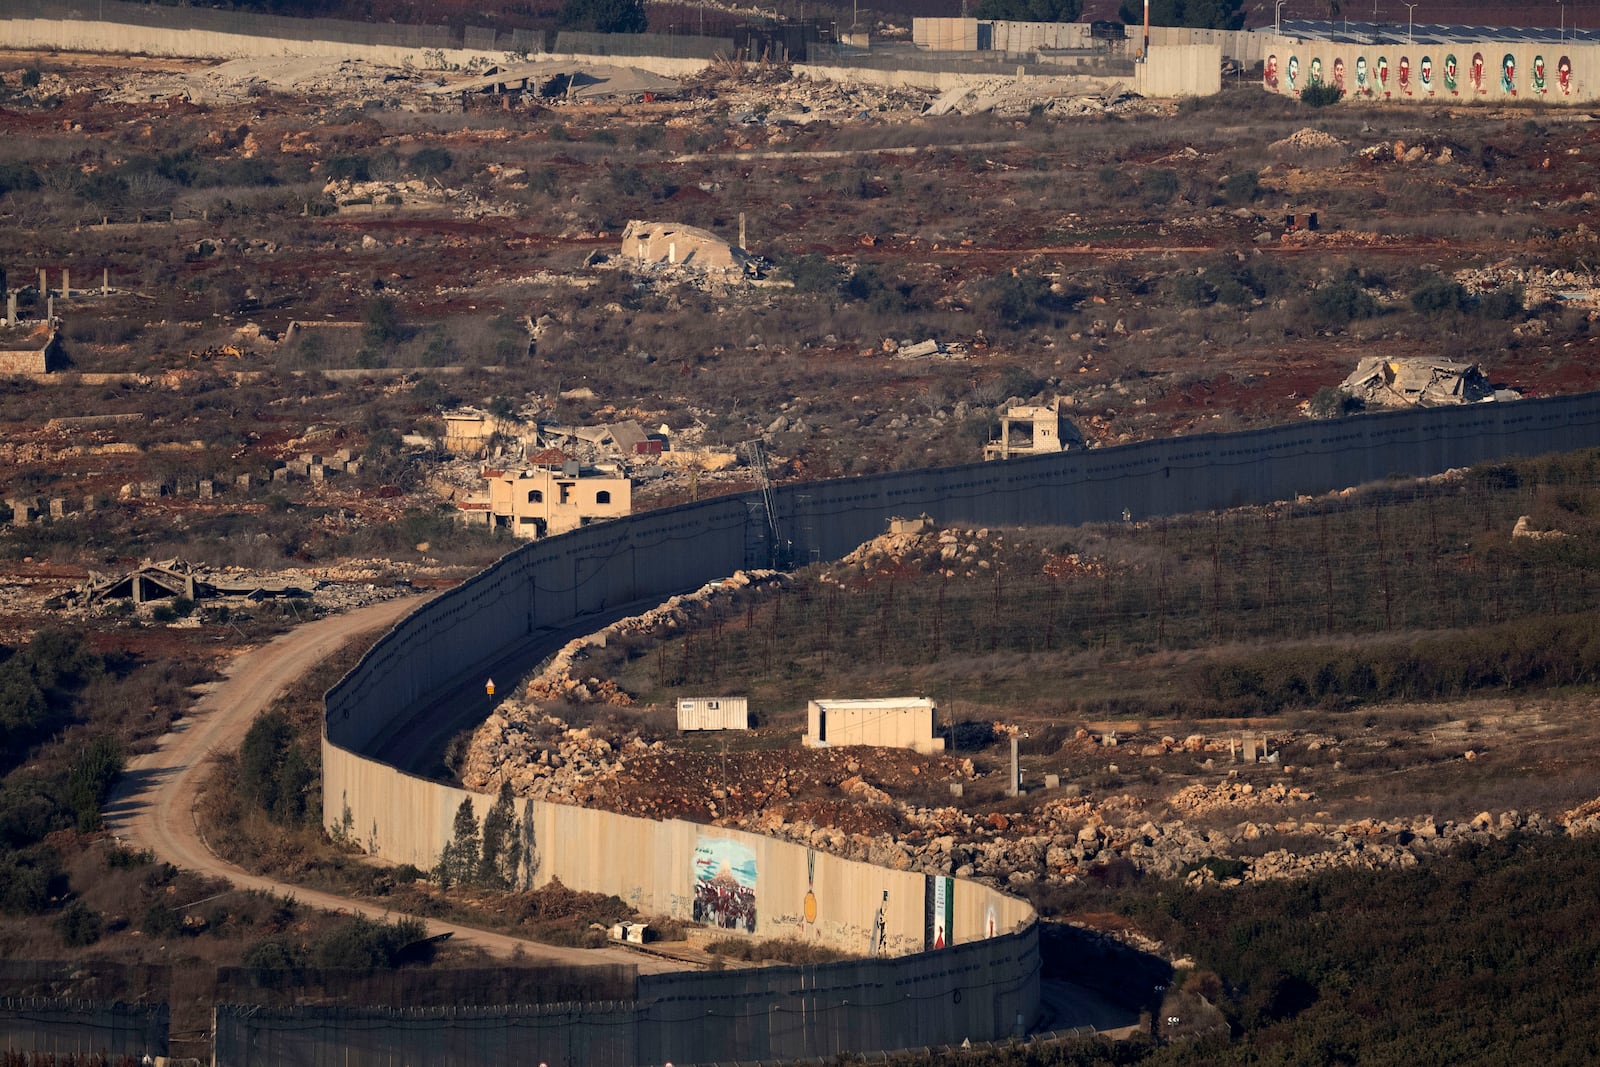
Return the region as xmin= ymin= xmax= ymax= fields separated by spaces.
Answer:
xmin=984 ymin=399 xmax=1085 ymax=460
xmin=1338 ymin=357 xmax=1497 ymax=408
xmin=459 ymin=454 xmax=631 ymax=539
xmin=621 ymin=221 xmax=756 ymax=274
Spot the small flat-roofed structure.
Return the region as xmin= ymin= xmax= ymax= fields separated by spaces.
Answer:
xmin=676 ymin=697 xmax=749 ymax=731
xmin=804 ymin=697 xmax=945 ymax=754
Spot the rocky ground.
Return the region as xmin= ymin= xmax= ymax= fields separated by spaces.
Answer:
xmin=457 ymin=520 xmax=1600 ymax=901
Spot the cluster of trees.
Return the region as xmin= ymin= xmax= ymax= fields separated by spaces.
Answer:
xmin=239 ymin=709 xmax=316 ymax=827
xmin=435 ymin=783 xmax=534 ymax=890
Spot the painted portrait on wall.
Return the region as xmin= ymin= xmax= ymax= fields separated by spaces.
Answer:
xmin=1287 ymin=55 xmax=1300 ymax=92
xmin=1502 ymin=53 xmax=1517 ymax=94
xmin=1355 ymin=55 xmax=1370 ymax=94
xmin=1444 ymin=53 xmax=1459 ymax=93
xmin=1265 ymin=53 xmax=1279 ymax=90
xmin=1559 ymin=55 xmax=1572 ymax=95
xmin=1533 ymin=54 xmax=1547 ymax=94
xmin=1420 ymin=56 xmax=1433 ymax=94
xmin=1310 ymin=57 xmax=1323 ymax=87
xmin=1376 ymin=55 xmax=1390 ymax=95
xmin=1472 ymin=52 xmax=1485 ymax=93
xmin=1398 ymin=55 xmax=1411 ymax=94
xmin=1333 ymin=57 xmax=1346 ymax=92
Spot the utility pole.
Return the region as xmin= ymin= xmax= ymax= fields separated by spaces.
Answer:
xmin=1403 ymin=1 xmax=1417 ymax=44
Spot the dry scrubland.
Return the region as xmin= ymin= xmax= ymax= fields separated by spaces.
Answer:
xmin=3 ymin=46 xmax=1600 ymax=1061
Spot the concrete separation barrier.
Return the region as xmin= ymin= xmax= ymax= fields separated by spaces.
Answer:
xmin=322 ymin=391 xmax=1600 ymax=1062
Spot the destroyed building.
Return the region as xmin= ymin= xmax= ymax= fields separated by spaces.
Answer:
xmin=984 ymin=400 xmax=1085 ymax=460
xmin=462 ymin=458 xmax=631 ymax=538
xmin=1338 ymin=357 xmax=1496 ymax=408
xmin=620 ymin=221 xmax=755 ymax=274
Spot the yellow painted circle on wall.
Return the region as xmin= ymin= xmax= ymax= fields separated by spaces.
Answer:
xmin=803 ymin=890 xmax=818 ymax=924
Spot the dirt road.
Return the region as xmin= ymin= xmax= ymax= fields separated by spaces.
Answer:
xmin=105 ymin=594 xmax=680 ymax=973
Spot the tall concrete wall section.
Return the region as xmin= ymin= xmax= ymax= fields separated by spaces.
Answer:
xmin=1263 ymin=39 xmax=1599 ymax=103
xmin=214 ymin=928 xmax=1037 ymax=1066
xmin=323 ymin=750 xmax=1025 ymax=958
xmin=913 ymin=17 xmax=979 ymax=51
xmin=1135 ymin=44 xmax=1222 ymax=96
xmin=323 ymin=389 xmax=1600 ymax=1057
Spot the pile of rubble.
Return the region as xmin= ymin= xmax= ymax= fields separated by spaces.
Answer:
xmin=1269 ymin=127 xmax=1344 ymax=154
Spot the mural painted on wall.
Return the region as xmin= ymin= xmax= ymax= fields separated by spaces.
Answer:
xmin=1333 ymin=57 xmax=1346 ymax=92
xmin=1502 ymin=53 xmax=1517 ymax=95
xmin=926 ymin=875 xmax=953 ymax=950
xmin=1265 ymin=53 xmax=1279 ymax=89
xmin=1355 ymin=55 xmax=1369 ymax=95
xmin=1472 ymin=52 xmax=1485 ymax=93
xmin=1377 ymin=55 xmax=1390 ymax=96
xmin=1533 ymin=55 xmax=1547 ymax=94
xmin=1398 ymin=55 xmax=1411 ymax=94
xmin=692 ymin=834 xmax=757 ymax=932
xmin=1420 ymin=56 xmax=1433 ymax=94
xmin=1444 ymin=53 xmax=1459 ymax=93
xmin=1309 ymin=56 xmax=1323 ymax=87
xmin=1559 ymin=55 xmax=1572 ymax=95
xmin=1287 ymin=54 xmax=1299 ymax=92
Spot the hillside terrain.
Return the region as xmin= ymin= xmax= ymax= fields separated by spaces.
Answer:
xmin=1 ymin=40 xmax=1599 ymax=1059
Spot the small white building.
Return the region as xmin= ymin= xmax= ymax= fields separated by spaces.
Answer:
xmin=676 ymin=697 xmax=749 ymax=732
xmin=804 ymin=697 xmax=945 ymax=755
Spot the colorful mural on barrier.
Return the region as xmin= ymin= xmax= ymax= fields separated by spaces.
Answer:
xmin=692 ymin=834 xmax=757 ymax=932
xmin=1263 ymin=43 xmax=1582 ymax=103
xmin=926 ymin=875 xmax=953 ymax=950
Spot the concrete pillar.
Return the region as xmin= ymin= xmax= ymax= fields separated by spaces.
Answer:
xmin=1008 ymin=735 xmax=1020 ymax=797
xmin=0 ymin=267 xmax=6 ymax=320
xmin=668 ymin=241 xmax=677 ymax=265
xmin=46 ymin=296 xmax=53 ymax=322
xmin=38 ymin=268 xmax=46 ymax=295
xmin=102 ymin=267 xmax=109 ymax=295
xmin=5 ymin=292 xmax=14 ymax=327
xmin=61 ymin=268 xmax=69 ymax=299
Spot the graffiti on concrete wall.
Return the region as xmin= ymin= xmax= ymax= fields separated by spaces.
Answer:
xmin=1269 ymin=43 xmax=1582 ymax=102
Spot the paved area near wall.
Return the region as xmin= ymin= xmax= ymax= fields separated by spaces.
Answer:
xmin=104 ymin=594 xmax=682 ymax=973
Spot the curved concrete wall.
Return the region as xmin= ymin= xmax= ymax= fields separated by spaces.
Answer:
xmin=324 ymin=390 xmax=1600 ymax=1056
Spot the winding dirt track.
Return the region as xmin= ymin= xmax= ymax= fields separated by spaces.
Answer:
xmin=105 ymin=594 xmax=678 ymax=973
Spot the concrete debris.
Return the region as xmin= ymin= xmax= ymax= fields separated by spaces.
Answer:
xmin=1269 ymin=127 xmax=1345 ymax=154
xmin=1338 ymin=356 xmax=1496 ymax=408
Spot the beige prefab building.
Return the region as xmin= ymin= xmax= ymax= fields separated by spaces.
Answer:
xmin=471 ymin=464 xmax=630 ymax=539
xmin=804 ymin=697 xmax=945 ymax=755
xmin=677 ymin=696 xmax=750 ymax=731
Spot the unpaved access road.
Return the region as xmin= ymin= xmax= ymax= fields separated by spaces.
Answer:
xmin=105 ymin=594 xmax=682 ymax=973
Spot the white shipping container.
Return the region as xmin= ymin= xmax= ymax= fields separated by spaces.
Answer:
xmin=677 ymin=697 xmax=749 ymax=731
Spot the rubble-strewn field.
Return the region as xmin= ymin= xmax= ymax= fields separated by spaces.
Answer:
xmin=6 ymin=44 xmax=1600 ymax=1008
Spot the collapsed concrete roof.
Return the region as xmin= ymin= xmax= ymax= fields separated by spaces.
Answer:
xmin=427 ymin=62 xmax=679 ymax=101
xmin=620 ymin=221 xmax=754 ymax=273
xmin=1339 ymin=357 xmax=1495 ymax=408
